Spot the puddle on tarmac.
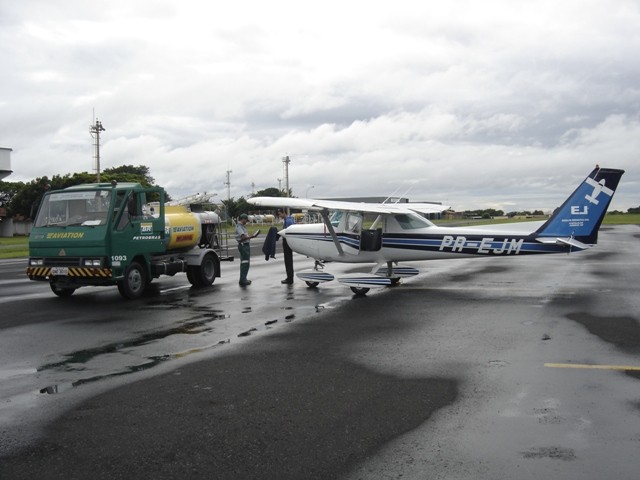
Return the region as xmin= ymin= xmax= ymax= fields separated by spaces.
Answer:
xmin=37 ymin=302 xmax=334 ymax=395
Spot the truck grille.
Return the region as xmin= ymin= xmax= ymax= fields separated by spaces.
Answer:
xmin=43 ymin=257 xmax=82 ymax=267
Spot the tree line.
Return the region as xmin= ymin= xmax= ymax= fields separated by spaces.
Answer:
xmin=0 ymin=165 xmax=160 ymax=219
xmin=0 ymin=167 xmax=288 ymax=221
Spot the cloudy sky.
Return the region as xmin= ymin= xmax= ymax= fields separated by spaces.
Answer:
xmin=1 ymin=0 xmax=638 ymax=212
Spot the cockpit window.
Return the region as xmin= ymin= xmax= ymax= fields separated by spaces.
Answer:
xmin=394 ymin=214 xmax=431 ymax=230
xmin=329 ymin=210 xmax=343 ymax=227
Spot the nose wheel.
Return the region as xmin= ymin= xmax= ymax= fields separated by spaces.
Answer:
xmin=350 ymin=286 xmax=370 ymax=296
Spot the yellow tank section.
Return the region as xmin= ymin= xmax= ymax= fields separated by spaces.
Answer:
xmin=164 ymin=206 xmax=202 ymax=250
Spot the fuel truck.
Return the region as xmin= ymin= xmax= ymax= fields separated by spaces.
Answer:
xmin=26 ymin=181 xmax=233 ymax=299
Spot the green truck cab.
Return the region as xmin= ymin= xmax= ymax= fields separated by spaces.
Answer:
xmin=27 ymin=182 xmax=232 ymax=299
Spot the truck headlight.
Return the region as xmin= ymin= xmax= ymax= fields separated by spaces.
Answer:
xmin=83 ymin=259 xmax=103 ymax=267
xmin=29 ymin=258 xmax=44 ymax=266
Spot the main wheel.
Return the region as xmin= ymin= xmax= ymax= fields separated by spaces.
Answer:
xmin=118 ymin=261 xmax=147 ymax=299
xmin=305 ymin=281 xmax=319 ymax=288
xmin=350 ymin=286 xmax=370 ymax=296
xmin=50 ymin=282 xmax=76 ymax=297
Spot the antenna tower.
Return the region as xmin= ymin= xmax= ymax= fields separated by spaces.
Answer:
xmin=90 ymin=118 xmax=106 ymax=182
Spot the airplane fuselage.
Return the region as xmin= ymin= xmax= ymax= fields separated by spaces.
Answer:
xmin=280 ymin=221 xmax=568 ymax=264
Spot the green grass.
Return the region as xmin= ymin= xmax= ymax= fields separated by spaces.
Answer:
xmin=602 ymin=213 xmax=640 ymax=225
xmin=0 ymin=236 xmax=29 ymax=259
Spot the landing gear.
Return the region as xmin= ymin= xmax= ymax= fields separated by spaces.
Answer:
xmin=350 ymin=286 xmax=370 ymax=296
xmin=297 ymin=260 xmax=335 ymax=288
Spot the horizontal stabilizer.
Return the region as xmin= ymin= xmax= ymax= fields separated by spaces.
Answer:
xmin=535 ymin=237 xmax=591 ymax=250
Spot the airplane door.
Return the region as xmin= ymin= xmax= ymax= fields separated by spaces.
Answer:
xmin=343 ymin=212 xmax=363 ymax=255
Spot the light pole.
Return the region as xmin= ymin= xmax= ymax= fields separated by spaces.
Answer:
xmin=282 ymin=155 xmax=290 ymax=197
xmin=224 ymin=170 xmax=232 ymax=202
xmin=305 ymin=185 xmax=315 ymax=197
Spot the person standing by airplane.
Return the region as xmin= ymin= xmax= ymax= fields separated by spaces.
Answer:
xmin=235 ymin=213 xmax=259 ymax=286
xmin=277 ymin=208 xmax=295 ymax=284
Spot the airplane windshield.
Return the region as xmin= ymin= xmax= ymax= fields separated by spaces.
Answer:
xmin=34 ymin=190 xmax=112 ymax=227
xmin=394 ymin=214 xmax=432 ymax=230
xmin=329 ymin=211 xmax=343 ymax=227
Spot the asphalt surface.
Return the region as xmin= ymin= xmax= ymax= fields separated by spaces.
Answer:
xmin=1 ymin=225 xmax=639 ymax=479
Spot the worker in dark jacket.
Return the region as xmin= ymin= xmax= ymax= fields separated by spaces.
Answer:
xmin=262 ymin=227 xmax=278 ymax=260
xmin=277 ymin=209 xmax=295 ymax=284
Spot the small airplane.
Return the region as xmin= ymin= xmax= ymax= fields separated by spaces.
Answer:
xmin=248 ymin=166 xmax=624 ymax=295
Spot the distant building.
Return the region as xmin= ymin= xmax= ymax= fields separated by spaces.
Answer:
xmin=0 ymin=147 xmax=11 ymax=180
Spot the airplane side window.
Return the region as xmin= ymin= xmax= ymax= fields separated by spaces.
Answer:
xmin=395 ymin=214 xmax=430 ymax=230
xmin=347 ymin=213 xmax=362 ymax=233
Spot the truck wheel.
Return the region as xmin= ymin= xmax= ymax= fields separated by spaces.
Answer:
xmin=118 ymin=261 xmax=147 ymax=299
xmin=186 ymin=267 xmax=199 ymax=286
xmin=195 ymin=252 xmax=217 ymax=286
xmin=50 ymin=282 xmax=76 ymax=297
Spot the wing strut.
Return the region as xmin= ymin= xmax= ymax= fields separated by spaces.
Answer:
xmin=320 ymin=208 xmax=345 ymax=257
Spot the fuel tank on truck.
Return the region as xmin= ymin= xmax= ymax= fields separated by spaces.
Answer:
xmin=191 ymin=210 xmax=221 ymax=225
xmin=163 ymin=206 xmax=202 ymax=250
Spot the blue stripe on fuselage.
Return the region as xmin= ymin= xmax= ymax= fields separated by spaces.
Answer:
xmin=286 ymin=232 xmax=572 ymax=255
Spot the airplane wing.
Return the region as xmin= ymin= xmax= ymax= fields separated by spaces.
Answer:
xmin=248 ymin=197 xmax=449 ymax=215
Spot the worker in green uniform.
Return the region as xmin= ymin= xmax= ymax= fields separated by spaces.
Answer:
xmin=235 ymin=213 xmax=259 ymax=285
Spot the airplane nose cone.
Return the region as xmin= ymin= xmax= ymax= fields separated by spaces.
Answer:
xmin=278 ymin=229 xmax=287 ymax=237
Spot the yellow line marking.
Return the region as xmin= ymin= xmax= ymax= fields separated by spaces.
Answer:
xmin=545 ymin=363 xmax=640 ymax=371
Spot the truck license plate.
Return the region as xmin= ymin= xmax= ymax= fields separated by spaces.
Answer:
xmin=51 ymin=267 xmax=69 ymax=276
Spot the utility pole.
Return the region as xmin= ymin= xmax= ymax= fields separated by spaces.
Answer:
xmin=282 ymin=155 xmax=290 ymax=197
xmin=224 ymin=170 xmax=232 ymax=202
xmin=90 ymin=118 xmax=106 ymax=182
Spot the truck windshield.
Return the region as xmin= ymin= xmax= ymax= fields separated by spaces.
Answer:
xmin=34 ymin=190 xmax=112 ymax=227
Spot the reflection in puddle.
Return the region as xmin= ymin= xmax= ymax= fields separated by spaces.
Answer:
xmin=36 ymin=297 xmax=342 ymax=396
xmin=37 ymin=317 xmax=226 ymax=373
xmin=39 ymin=340 xmax=233 ymax=395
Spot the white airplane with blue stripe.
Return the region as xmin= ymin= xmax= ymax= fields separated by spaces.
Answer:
xmin=248 ymin=167 xmax=624 ymax=295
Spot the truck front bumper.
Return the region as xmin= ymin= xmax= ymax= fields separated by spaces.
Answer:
xmin=27 ymin=266 xmax=114 ymax=284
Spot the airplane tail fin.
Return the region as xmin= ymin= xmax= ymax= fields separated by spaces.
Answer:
xmin=534 ymin=167 xmax=624 ymax=246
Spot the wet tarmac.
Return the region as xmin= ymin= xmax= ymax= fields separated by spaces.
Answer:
xmin=1 ymin=225 xmax=639 ymax=479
